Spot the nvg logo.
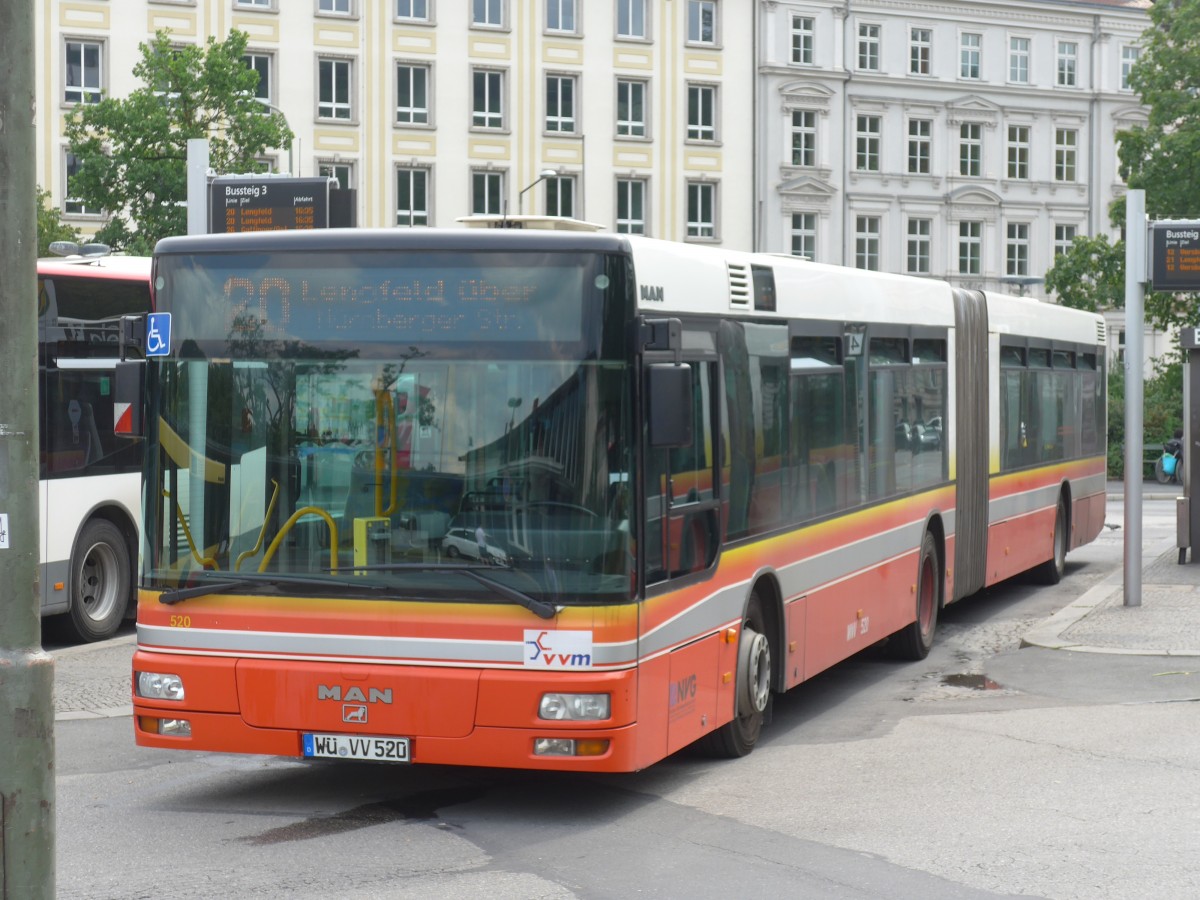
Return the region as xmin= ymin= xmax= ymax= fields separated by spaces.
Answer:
xmin=524 ymin=630 xmax=594 ymax=669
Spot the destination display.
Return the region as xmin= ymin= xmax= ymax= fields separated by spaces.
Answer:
xmin=155 ymin=252 xmax=591 ymax=347
xmin=209 ymin=177 xmax=330 ymax=234
xmin=1151 ymin=222 xmax=1200 ymax=292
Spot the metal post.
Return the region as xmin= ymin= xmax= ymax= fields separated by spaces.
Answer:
xmin=1124 ymin=189 xmax=1146 ymax=607
xmin=0 ymin=0 xmax=57 ymax=896
xmin=187 ymin=138 xmax=209 ymax=236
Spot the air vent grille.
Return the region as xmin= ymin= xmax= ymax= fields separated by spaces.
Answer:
xmin=728 ymin=264 xmax=751 ymax=306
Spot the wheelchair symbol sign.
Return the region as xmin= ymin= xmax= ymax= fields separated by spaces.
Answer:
xmin=146 ymin=313 xmax=172 ymax=357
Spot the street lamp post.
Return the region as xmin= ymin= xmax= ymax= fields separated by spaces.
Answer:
xmin=518 ymin=169 xmax=557 ymax=215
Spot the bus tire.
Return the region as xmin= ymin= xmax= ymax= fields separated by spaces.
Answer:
xmin=700 ymin=592 xmax=772 ymax=758
xmin=890 ymin=532 xmax=940 ymax=661
xmin=64 ymin=519 xmax=131 ymax=643
xmin=1033 ymin=496 xmax=1068 ymax=585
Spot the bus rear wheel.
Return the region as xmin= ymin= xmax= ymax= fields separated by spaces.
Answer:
xmin=889 ymin=532 xmax=940 ymax=661
xmin=63 ymin=519 xmax=131 ymax=643
xmin=700 ymin=593 xmax=772 ymax=758
xmin=1033 ymin=496 xmax=1068 ymax=585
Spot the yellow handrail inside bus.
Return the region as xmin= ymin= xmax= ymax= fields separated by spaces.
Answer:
xmin=163 ymin=488 xmax=218 ymax=570
xmin=234 ymin=479 xmax=281 ymax=572
xmin=158 ymin=417 xmax=226 ymax=484
xmin=374 ymin=388 xmax=397 ymax=517
xmin=259 ymin=506 xmax=340 ymax=574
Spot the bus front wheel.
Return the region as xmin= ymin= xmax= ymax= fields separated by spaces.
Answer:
xmin=63 ymin=519 xmax=131 ymax=643
xmin=700 ymin=593 xmax=772 ymax=758
xmin=889 ymin=532 xmax=940 ymax=661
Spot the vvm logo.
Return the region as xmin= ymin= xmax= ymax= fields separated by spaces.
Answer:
xmin=524 ymin=630 xmax=594 ymax=669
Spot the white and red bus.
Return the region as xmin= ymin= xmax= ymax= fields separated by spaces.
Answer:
xmin=38 ymin=250 xmax=151 ymax=641
xmin=127 ymin=223 xmax=1104 ymax=770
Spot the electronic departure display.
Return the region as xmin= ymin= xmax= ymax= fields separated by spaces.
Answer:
xmin=208 ymin=177 xmax=331 ymax=234
xmin=155 ymin=251 xmax=594 ymax=349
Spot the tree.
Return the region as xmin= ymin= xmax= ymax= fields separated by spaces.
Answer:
xmin=36 ymin=187 xmax=79 ymax=256
xmin=64 ymin=29 xmax=292 ymax=254
xmin=1043 ymin=234 xmax=1125 ymax=312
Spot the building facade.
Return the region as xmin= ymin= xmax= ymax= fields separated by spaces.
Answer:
xmin=37 ymin=0 xmax=754 ymax=244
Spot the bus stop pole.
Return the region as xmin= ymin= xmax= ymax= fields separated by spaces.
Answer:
xmin=0 ymin=0 xmax=57 ymax=896
xmin=1124 ymin=189 xmax=1146 ymax=607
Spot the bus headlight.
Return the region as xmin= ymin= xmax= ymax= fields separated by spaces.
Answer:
xmin=136 ymin=671 xmax=185 ymax=701
xmin=539 ymin=692 xmax=610 ymax=721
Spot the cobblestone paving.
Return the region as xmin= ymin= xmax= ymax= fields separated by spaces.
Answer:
xmin=53 ymin=637 xmax=134 ymax=719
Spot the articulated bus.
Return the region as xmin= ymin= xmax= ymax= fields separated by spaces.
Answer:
xmin=38 ymin=251 xmax=150 ymax=641
xmin=128 ymin=224 xmax=1105 ymax=771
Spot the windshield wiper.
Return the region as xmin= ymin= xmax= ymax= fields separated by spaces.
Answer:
xmin=339 ymin=562 xmax=559 ymax=620
xmin=158 ymin=571 xmax=378 ymax=605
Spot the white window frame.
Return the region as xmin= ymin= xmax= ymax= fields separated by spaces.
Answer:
xmin=236 ymin=0 xmax=275 ymax=9
xmin=687 ymin=83 xmax=717 ymax=142
xmin=1121 ymin=46 xmax=1140 ymax=91
xmin=1055 ymin=128 xmax=1078 ymax=182
xmin=545 ymin=73 xmax=577 ymax=134
xmin=855 ymin=114 xmax=880 ymax=172
xmin=396 ymin=62 xmax=431 ymax=126
xmin=958 ymin=220 xmax=982 ymax=275
xmin=1057 ymin=41 xmax=1077 ymax=87
xmin=546 ymin=0 xmax=577 ymax=35
xmin=906 ymin=217 xmax=931 ymax=275
xmin=686 ymin=181 xmax=717 ymax=239
xmin=472 ymin=169 xmax=504 ymax=215
xmin=791 ymin=110 xmax=816 ymax=167
xmin=544 ymin=174 xmax=576 ymax=217
xmin=960 ymin=32 xmax=981 ymax=80
xmin=791 ymin=15 xmax=814 ymax=66
xmin=1008 ymin=36 xmax=1030 ymax=84
xmin=960 ymin=123 xmax=982 ymax=177
xmin=472 ymin=68 xmax=505 ymax=130
xmin=317 ymin=57 xmax=354 ymax=121
xmin=395 ymin=0 xmax=430 ymax=22
xmin=910 ymin=27 xmax=931 ymax=76
xmin=63 ymin=150 xmax=100 ymax=217
xmin=317 ymin=0 xmax=354 ymax=16
xmin=64 ymin=38 xmax=104 ymax=105
xmin=244 ymin=52 xmax=273 ymax=103
xmin=907 ymin=118 xmax=931 ymax=175
xmin=318 ymin=160 xmax=354 ymax=190
xmin=790 ymin=212 xmax=816 ymax=259
xmin=1007 ymin=125 xmax=1030 ymax=179
xmin=396 ymin=166 xmax=430 ymax=226
xmin=472 ymin=0 xmax=505 ymax=28
xmin=857 ymin=23 xmax=880 ymax=72
xmin=616 ymin=78 xmax=647 ymax=138
xmin=1006 ymin=222 xmax=1030 ymax=277
xmin=617 ymin=0 xmax=647 ymax=40
xmin=616 ymin=178 xmax=647 ymax=234
xmin=1054 ymin=224 xmax=1077 ymax=256
xmin=855 ymin=215 xmax=881 ymax=271
xmin=686 ymin=1 xmax=717 ymax=47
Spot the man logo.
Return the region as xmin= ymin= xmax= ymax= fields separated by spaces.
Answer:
xmin=640 ymin=284 xmax=664 ymax=303
xmin=343 ymin=705 xmax=368 ymax=724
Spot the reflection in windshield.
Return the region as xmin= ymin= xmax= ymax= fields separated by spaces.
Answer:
xmin=146 ymin=353 xmax=634 ymax=606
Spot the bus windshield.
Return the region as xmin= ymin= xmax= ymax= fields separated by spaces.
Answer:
xmin=145 ymin=248 xmax=635 ymax=607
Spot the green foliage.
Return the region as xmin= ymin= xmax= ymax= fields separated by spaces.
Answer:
xmin=63 ymin=29 xmax=292 ymax=252
xmin=1043 ymin=234 xmax=1125 ymax=312
xmin=1105 ymin=358 xmax=1184 ymax=479
xmin=36 ymin=187 xmax=80 ymax=256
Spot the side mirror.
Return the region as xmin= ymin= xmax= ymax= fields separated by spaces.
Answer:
xmin=647 ymin=363 xmax=693 ymax=448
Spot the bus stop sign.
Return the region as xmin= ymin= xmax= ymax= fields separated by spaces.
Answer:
xmin=1151 ymin=222 xmax=1200 ymax=292
xmin=209 ymin=176 xmax=331 ymax=234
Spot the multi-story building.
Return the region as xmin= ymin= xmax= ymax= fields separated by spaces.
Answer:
xmin=36 ymin=0 xmax=753 ymax=245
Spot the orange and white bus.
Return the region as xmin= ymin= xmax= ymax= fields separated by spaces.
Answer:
xmin=127 ymin=224 xmax=1105 ymax=770
xmin=38 ymin=249 xmax=150 ymax=641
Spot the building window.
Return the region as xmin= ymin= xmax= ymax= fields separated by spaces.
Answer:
xmin=616 ymin=79 xmax=647 ymax=137
xmin=908 ymin=118 xmax=931 ymax=174
xmin=1054 ymin=223 xmax=1077 ymax=256
xmin=473 ymin=69 xmax=504 ymax=129
xmin=472 ymin=170 xmax=503 ymax=214
xmin=243 ymin=52 xmax=272 ymax=102
xmin=318 ymin=58 xmax=353 ymax=120
xmin=960 ymin=33 xmax=981 ymax=79
xmin=617 ymin=0 xmax=646 ymax=39
xmin=687 ymin=84 xmax=716 ymax=141
xmin=1006 ymin=223 xmax=1030 ymax=276
xmin=546 ymin=0 xmax=576 ymax=34
xmin=396 ymin=167 xmax=429 ymax=226
xmin=790 ymin=212 xmax=816 ymax=259
xmin=473 ymin=0 xmax=504 ymax=27
xmin=1121 ymin=46 xmax=1140 ymax=91
xmin=1009 ymin=36 xmax=1029 ymax=84
xmin=63 ymin=151 xmax=99 ymax=216
xmin=396 ymin=64 xmax=430 ymax=125
xmin=616 ymin=178 xmax=646 ymax=234
xmin=792 ymin=16 xmax=814 ymax=65
xmin=1055 ymin=128 xmax=1077 ymax=181
xmin=319 ymin=0 xmax=353 ymax=14
xmin=687 ymin=1 xmax=716 ymax=46
xmin=1007 ymin=125 xmax=1029 ymax=179
xmin=236 ymin=0 xmax=273 ymax=7
xmin=1057 ymin=41 xmax=1077 ymax=87
xmin=318 ymin=161 xmax=353 ymax=190
xmin=910 ymin=27 xmax=931 ymax=75
xmin=855 ymin=215 xmax=880 ymax=270
xmin=959 ymin=220 xmax=982 ymax=275
xmin=687 ymin=181 xmax=715 ymax=238
xmin=544 ymin=175 xmax=575 ymax=217
xmin=906 ymin=218 xmax=931 ymax=274
xmin=395 ymin=0 xmax=429 ymax=22
xmin=959 ymin=123 xmax=982 ymax=177
xmin=856 ymin=114 xmax=880 ymax=172
xmin=791 ymin=110 xmax=816 ymax=167
xmin=546 ymin=75 xmax=576 ymax=133
xmin=65 ymin=40 xmax=103 ymax=104
xmin=857 ymin=23 xmax=880 ymax=71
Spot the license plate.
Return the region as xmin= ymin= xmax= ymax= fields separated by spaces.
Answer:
xmin=302 ymin=733 xmax=411 ymax=762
